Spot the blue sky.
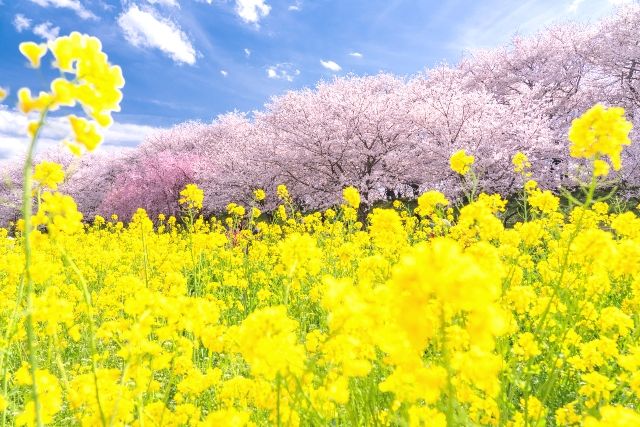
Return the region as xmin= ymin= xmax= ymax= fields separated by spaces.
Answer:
xmin=0 ymin=0 xmax=631 ymax=157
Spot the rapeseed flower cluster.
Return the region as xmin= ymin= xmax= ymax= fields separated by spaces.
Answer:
xmin=3 ymin=33 xmax=640 ymax=427
xmin=449 ymin=149 xmax=475 ymax=175
xmin=568 ymin=103 xmax=633 ymax=173
xmin=512 ymin=152 xmax=532 ymax=176
xmin=16 ymin=33 xmax=123 ymax=155
xmin=33 ymin=162 xmax=65 ymax=191
xmin=342 ymin=186 xmax=361 ymax=209
xmin=179 ymin=184 xmax=205 ymax=211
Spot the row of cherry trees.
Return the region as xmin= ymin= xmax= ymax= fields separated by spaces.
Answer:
xmin=1 ymin=5 xmax=639 ymax=222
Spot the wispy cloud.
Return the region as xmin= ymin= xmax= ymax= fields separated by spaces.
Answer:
xmin=244 ymin=48 xmax=252 ymax=57
xmin=103 ymin=122 xmax=164 ymax=148
xmin=145 ymin=0 xmax=180 ymax=7
xmin=450 ymin=0 xmax=615 ymax=51
xmin=13 ymin=14 xmax=60 ymax=42
xmin=288 ymin=1 xmax=302 ymax=11
xmin=118 ymin=5 xmax=197 ymax=65
xmin=348 ymin=51 xmax=363 ymax=58
xmin=568 ymin=0 xmax=585 ymax=12
xmin=0 ymin=106 xmax=161 ymax=159
xmin=13 ymin=14 xmax=32 ymax=32
xmin=266 ymin=63 xmax=300 ymax=81
xmin=235 ymin=0 xmax=271 ymax=24
xmin=33 ymin=22 xmax=61 ymax=41
xmin=320 ymin=60 xmax=342 ymax=72
xmin=28 ymin=0 xmax=97 ymax=20
xmin=220 ymin=70 xmax=229 ymax=77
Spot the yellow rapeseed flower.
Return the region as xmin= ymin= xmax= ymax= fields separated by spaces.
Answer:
xmin=49 ymin=32 xmax=124 ymax=125
xmin=253 ymin=188 xmax=266 ymax=202
xmin=415 ymin=190 xmax=449 ymax=217
xmin=512 ymin=151 xmax=531 ymax=175
xmin=235 ymin=306 xmax=305 ymax=380
xmin=19 ymin=42 xmax=48 ymax=68
xmin=450 ymin=149 xmax=475 ymax=175
xmin=13 ymin=364 xmax=63 ymax=425
xmin=583 ymin=406 xmax=640 ymax=426
xmin=38 ymin=192 xmax=84 ymax=235
xmin=17 ymin=88 xmax=54 ymax=114
xmin=17 ymin=32 xmax=125 ymax=156
xmin=593 ymin=159 xmax=610 ymax=177
xmin=514 ymin=332 xmax=541 ymax=359
xmin=277 ymin=184 xmax=290 ymax=200
xmin=342 ymin=186 xmax=361 ymax=209
xmin=226 ymin=203 xmax=246 ymax=217
xmin=50 ymin=78 xmax=77 ymax=108
xmin=33 ymin=161 xmax=65 ymax=190
xmin=179 ymin=183 xmax=204 ymax=210
xmin=27 ymin=121 xmax=39 ymax=140
xmin=68 ymin=115 xmax=103 ymax=152
xmin=568 ymin=104 xmax=633 ymax=171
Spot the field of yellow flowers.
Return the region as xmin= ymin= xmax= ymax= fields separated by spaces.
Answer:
xmin=2 ymin=33 xmax=640 ymax=427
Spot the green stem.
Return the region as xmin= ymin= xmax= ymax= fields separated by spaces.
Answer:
xmin=0 ymin=276 xmax=26 ymax=427
xmin=141 ymin=224 xmax=149 ymax=288
xmin=59 ymin=247 xmax=107 ymax=427
xmin=22 ymin=108 xmax=50 ymax=427
xmin=440 ymin=308 xmax=455 ymax=427
xmin=276 ymin=373 xmax=282 ymax=427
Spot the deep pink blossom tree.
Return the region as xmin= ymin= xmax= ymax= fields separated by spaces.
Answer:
xmin=98 ymin=149 xmax=197 ymax=221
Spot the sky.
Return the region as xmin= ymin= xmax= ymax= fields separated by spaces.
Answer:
xmin=0 ymin=0 xmax=633 ymax=158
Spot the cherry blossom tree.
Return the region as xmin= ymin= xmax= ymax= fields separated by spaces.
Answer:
xmin=257 ymin=74 xmax=425 ymax=208
xmin=0 ymin=159 xmax=22 ymax=225
xmin=98 ymin=148 xmax=197 ymax=221
xmin=407 ymin=66 xmax=560 ymax=196
xmin=192 ymin=112 xmax=272 ymax=212
xmin=62 ymin=150 xmax=129 ymax=220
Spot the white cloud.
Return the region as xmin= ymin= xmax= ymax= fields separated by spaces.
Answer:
xmin=103 ymin=122 xmax=163 ymax=148
xmin=568 ymin=0 xmax=585 ymax=12
xmin=452 ymin=0 xmax=627 ymax=51
xmin=220 ymin=70 xmax=228 ymax=77
xmin=146 ymin=0 xmax=180 ymax=6
xmin=235 ymin=0 xmax=271 ymax=24
xmin=244 ymin=48 xmax=251 ymax=57
xmin=196 ymin=0 xmax=270 ymax=24
xmin=33 ymin=22 xmax=61 ymax=41
xmin=0 ymin=106 xmax=161 ymax=159
xmin=348 ymin=51 xmax=363 ymax=58
xmin=288 ymin=1 xmax=302 ymax=11
xmin=29 ymin=0 xmax=97 ymax=20
xmin=13 ymin=14 xmax=32 ymax=32
xmin=266 ymin=63 xmax=300 ymax=82
xmin=118 ymin=5 xmax=197 ymax=65
xmin=320 ymin=60 xmax=341 ymax=72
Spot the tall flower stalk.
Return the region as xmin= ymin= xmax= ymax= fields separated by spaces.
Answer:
xmin=3 ymin=33 xmax=124 ymax=427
